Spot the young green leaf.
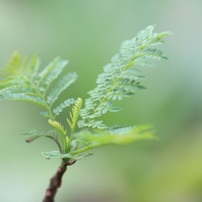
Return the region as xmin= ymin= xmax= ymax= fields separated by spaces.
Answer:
xmin=53 ymin=98 xmax=76 ymax=116
xmin=47 ymin=72 xmax=77 ymax=106
xmin=41 ymin=151 xmax=73 ymax=159
xmin=21 ymin=129 xmax=48 ymax=143
xmin=41 ymin=150 xmax=92 ymax=160
xmin=67 ymin=97 xmax=83 ymax=137
xmin=48 ymin=119 xmax=69 ymax=153
xmin=38 ymin=58 xmax=68 ymax=93
xmin=0 ymin=52 xmax=22 ymax=77
xmin=78 ymin=25 xmax=171 ymax=129
xmin=71 ymin=124 xmax=155 ymax=155
xmin=0 ymin=25 xmax=170 ymax=161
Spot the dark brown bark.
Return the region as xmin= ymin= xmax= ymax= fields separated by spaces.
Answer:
xmin=42 ymin=159 xmax=76 ymax=202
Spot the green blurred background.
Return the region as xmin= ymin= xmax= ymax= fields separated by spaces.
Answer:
xmin=0 ymin=0 xmax=202 ymax=201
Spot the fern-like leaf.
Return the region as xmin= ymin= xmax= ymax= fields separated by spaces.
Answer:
xmin=41 ymin=151 xmax=73 ymax=159
xmin=0 ymin=25 xmax=171 ymax=161
xmin=24 ymin=53 xmax=40 ymax=79
xmin=37 ymin=58 xmax=68 ymax=93
xmin=41 ymin=150 xmax=92 ymax=160
xmin=48 ymin=119 xmax=68 ymax=153
xmin=21 ymin=129 xmax=48 ymax=142
xmin=53 ymin=98 xmax=76 ymax=116
xmin=0 ymin=54 xmax=77 ymax=120
xmin=71 ymin=124 xmax=155 ymax=155
xmin=0 ymin=52 xmax=22 ymax=77
xmin=0 ymin=86 xmax=46 ymax=107
xmin=0 ymin=77 xmax=27 ymax=91
xmin=67 ymin=97 xmax=83 ymax=139
xmin=78 ymin=25 xmax=171 ymax=129
xmin=47 ymin=72 xmax=77 ymax=106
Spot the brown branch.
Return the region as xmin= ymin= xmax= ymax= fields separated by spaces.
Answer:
xmin=42 ymin=159 xmax=76 ymax=202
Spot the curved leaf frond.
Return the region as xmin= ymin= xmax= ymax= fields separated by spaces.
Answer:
xmin=48 ymin=119 xmax=66 ymax=137
xmin=67 ymin=97 xmax=83 ymax=139
xmin=38 ymin=59 xmax=68 ymax=94
xmin=41 ymin=151 xmax=73 ymax=159
xmin=71 ymin=124 xmax=155 ymax=155
xmin=48 ymin=119 xmax=68 ymax=153
xmin=79 ymin=25 xmax=171 ymax=129
xmin=0 ymin=54 xmax=77 ymax=119
xmin=0 ymin=77 xmax=27 ymax=91
xmin=0 ymin=86 xmax=46 ymax=107
xmin=0 ymin=52 xmax=22 ymax=77
xmin=53 ymin=98 xmax=76 ymax=116
xmin=0 ymin=25 xmax=171 ymax=159
xmin=21 ymin=129 xmax=48 ymax=143
xmin=47 ymin=72 xmax=77 ymax=106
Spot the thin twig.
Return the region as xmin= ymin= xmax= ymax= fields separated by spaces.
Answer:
xmin=42 ymin=159 xmax=76 ymax=202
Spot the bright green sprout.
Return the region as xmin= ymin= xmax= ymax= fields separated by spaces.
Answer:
xmin=0 ymin=25 xmax=171 ymax=161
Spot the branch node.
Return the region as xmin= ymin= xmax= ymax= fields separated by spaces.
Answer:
xmin=66 ymin=159 xmax=76 ymax=166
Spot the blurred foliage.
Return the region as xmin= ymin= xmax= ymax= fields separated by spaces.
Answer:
xmin=0 ymin=0 xmax=202 ymax=202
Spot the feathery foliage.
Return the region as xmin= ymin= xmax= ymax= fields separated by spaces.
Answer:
xmin=0 ymin=52 xmax=77 ymax=120
xmin=78 ymin=25 xmax=171 ymax=129
xmin=0 ymin=25 xmax=170 ymax=160
xmin=67 ymin=97 xmax=83 ymax=141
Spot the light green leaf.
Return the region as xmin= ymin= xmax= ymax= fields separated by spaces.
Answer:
xmin=73 ymin=124 xmax=155 ymax=154
xmin=47 ymin=72 xmax=77 ymax=106
xmin=48 ymin=119 xmax=68 ymax=153
xmin=41 ymin=150 xmax=92 ymax=160
xmin=79 ymin=25 xmax=171 ymax=129
xmin=0 ymin=77 xmax=26 ymax=91
xmin=53 ymin=98 xmax=76 ymax=116
xmin=106 ymin=124 xmax=155 ymax=144
xmin=67 ymin=97 xmax=83 ymax=135
xmin=0 ymin=52 xmax=22 ymax=77
xmin=0 ymin=92 xmax=46 ymax=107
xmin=0 ymin=83 xmax=47 ymax=107
xmin=41 ymin=151 xmax=73 ymax=159
xmin=48 ymin=119 xmax=66 ymax=137
xmin=25 ymin=53 xmax=40 ymax=79
xmin=21 ymin=129 xmax=47 ymax=142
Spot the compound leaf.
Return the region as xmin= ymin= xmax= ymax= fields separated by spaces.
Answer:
xmin=79 ymin=25 xmax=171 ymax=129
xmin=67 ymin=97 xmax=83 ymax=134
xmin=21 ymin=129 xmax=48 ymax=142
xmin=73 ymin=124 xmax=155 ymax=154
xmin=38 ymin=58 xmax=68 ymax=92
xmin=41 ymin=150 xmax=92 ymax=160
xmin=0 ymin=84 xmax=46 ymax=106
xmin=47 ymin=72 xmax=77 ymax=106
xmin=41 ymin=151 xmax=73 ymax=159
xmin=53 ymin=98 xmax=76 ymax=116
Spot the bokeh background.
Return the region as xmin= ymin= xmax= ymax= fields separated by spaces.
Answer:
xmin=0 ymin=0 xmax=202 ymax=202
